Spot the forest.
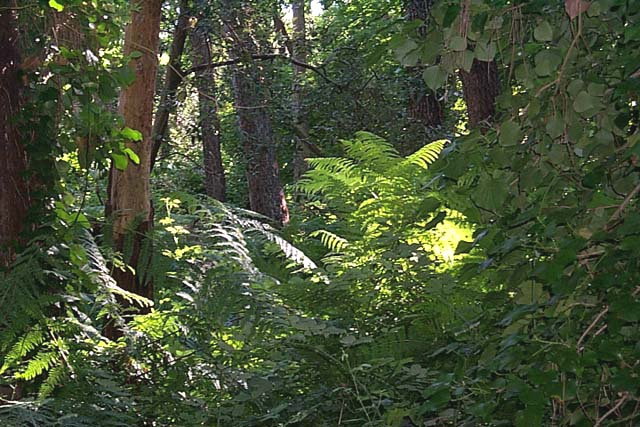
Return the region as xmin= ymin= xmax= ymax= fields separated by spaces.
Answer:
xmin=0 ymin=0 xmax=639 ymax=425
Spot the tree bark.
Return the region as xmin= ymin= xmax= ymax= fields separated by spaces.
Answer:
xmin=0 ymin=8 xmax=30 ymax=268
xmin=105 ymin=0 xmax=163 ymax=337
xmin=189 ymin=20 xmax=226 ymax=201
xmin=222 ymin=0 xmax=289 ymax=225
xmin=291 ymin=0 xmax=312 ymax=180
xmin=150 ymin=0 xmax=190 ymax=171
xmin=459 ymin=59 xmax=499 ymax=128
xmin=405 ymin=0 xmax=443 ymax=127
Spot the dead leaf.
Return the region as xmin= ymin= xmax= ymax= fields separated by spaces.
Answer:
xmin=565 ymin=0 xmax=591 ymax=20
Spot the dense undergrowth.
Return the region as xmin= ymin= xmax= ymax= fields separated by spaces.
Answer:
xmin=2 ymin=0 xmax=640 ymax=426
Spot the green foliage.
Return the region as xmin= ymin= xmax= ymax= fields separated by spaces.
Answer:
xmin=4 ymin=0 xmax=640 ymax=425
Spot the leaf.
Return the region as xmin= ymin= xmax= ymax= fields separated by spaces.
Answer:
xmin=475 ymin=42 xmax=496 ymax=62
xmin=573 ymin=91 xmax=598 ymax=113
xmin=129 ymin=51 xmax=143 ymax=59
xmin=461 ymin=50 xmax=474 ymax=72
xmin=442 ymin=4 xmax=461 ymax=28
xmin=515 ymin=281 xmax=544 ymax=304
xmin=499 ymin=120 xmax=522 ymax=146
xmin=476 ymin=175 xmax=508 ymax=211
xmin=111 ymin=153 xmax=128 ymax=170
xmin=534 ymin=21 xmax=553 ymax=42
xmin=423 ymin=65 xmax=448 ymax=90
xmin=545 ymin=116 xmax=564 ymax=138
xmin=123 ymin=148 xmax=140 ymax=165
xmin=534 ymin=50 xmax=561 ymax=76
xmin=449 ymin=36 xmax=467 ymax=52
xmin=565 ymin=0 xmax=591 ymax=20
xmin=48 ymin=0 xmax=64 ymax=11
xmin=121 ymin=127 xmax=143 ymax=141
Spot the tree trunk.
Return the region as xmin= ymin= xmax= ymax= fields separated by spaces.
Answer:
xmin=459 ymin=59 xmax=499 ymax=128
xmin=405 ymin=0 xmax=442 ymax=127
xmin=150 ymin=0 xmax=190 ymax=171
xmin=222 ymin=1 xmax=289 ymax=225
xmin=190 ymin=21 xmax=226 ymax=201
xmin=0 ymin=8 xmax=30 ymax=268
xmin=291 ymin=0 xmax=312 ymax=180
xmin=105 ymin=0 xmax=163 ymax=337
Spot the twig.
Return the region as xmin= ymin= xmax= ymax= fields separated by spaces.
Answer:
xmin=576 ymin=306 xmax=608 ymax=352
xmin=595 ymin=393 xmax=629 ymax=426
xmin=605 ymin=182 xmax=640 ymax=231
xmin=185 ymin=53 xmax=342 ymax=88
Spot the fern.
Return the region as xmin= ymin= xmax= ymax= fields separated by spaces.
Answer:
xmin=310 ymin=230 xmax=349 ymax=253
xmin=398 ymin=139 xmax=447 ymax=171
xmin=15 ymin=351 xmax=58 ymax=381
xmin=0 ymin=328 xmax=45 ymax=375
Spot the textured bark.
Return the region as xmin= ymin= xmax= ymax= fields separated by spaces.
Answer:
xmin=291 ymin=0 xmax=312 ymax=180
xmin=106 ymin=0 xmax=162 ymax=337
xmin=222 ymin=1 xmax=289 ymax=225
xmin=150 ymin=0 xmax=190 ymax=171
xmin=405 ymin=0 xmax=442 ymax=127
xmin=0 ymin=9 xmax=30 ymax=268
xmin=190 ymin=21 xmax=226 ymax=201
xmin=460 ymin=59 xmax=499 ymax=128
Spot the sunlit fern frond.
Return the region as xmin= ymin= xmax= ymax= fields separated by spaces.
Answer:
xmin=343 ymin=131 xmax=399 ymax=172
xmin=394 ymin=139 xmax=447 ymax=173
xmin=77 ymin=229 xmax=153 ymax=310
xmin=309 ymin=230 xmax=349 ymax=253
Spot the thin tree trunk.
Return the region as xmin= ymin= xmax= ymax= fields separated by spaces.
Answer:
xmin=105 ymin=0 xmax=163 ymax=337
xmin=460 ymin=59 xmax=499 ymax=128
xmin=406 ymin=0 xmax=442 ymax=127
xmin=0 ymin=8 xmax=30 ymax=268
xmin=150 ymin=0 xmax=190 ymax=171
xmin=190 ymin=21 xmax=226 ymax=201
xmin=222 ymin=0 xmax=289 ymax=225
xmin=291 ymin=0 xmax=311 ymax=180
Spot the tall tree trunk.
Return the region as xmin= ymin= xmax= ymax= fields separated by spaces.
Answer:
xmin=0 ymin=8 xmax=30 ymax=268
xmin=150 ymin=0 xmax=190 ymax=171
xmin=106 ymin=0 xmax=163 ymax=337
xmin=460 ymin=59 xmax=499 ymax=128
xmin=222 ymin=0 xmax=289 ymax=225
xmin=190 ymin=21 xmax=226 ymax=201
xmin=405 ymin=0 xmax=442 ymax=127
xmin=291 ymin=0 xmax=311 ymax=180
xmin=457 ymin=0 xmax=499 ymax=128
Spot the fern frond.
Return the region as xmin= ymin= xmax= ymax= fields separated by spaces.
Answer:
xmin=0 ymin=328 xmax=45 ymax=375
xmin=343 ymin=131 xmax=399 ymax=172
xmin=78 ymin=229 xmax=153 ymax=309
xmin=15 ymin=351 xmax=58 ymax=381
xmin=309 ymin=230 xmax=349 ymax=253
xmin=396 ymin=139 xmax=447 ymax=172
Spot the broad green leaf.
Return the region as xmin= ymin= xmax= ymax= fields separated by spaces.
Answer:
xmin=475 ymin=42 xmax=496 ymax=62
xmin=423 ymin=65 xmax=448 ymax=90
xmin=573 ymin=91 xmax=598 ymax=113
xmin=499 ymin=120 xmax=522 ymax=146
xmin=114 ymin=65 xmax=136 ymax=86
xmin=534 ymin=21 xmax=553 ymax=41
xmin=545 ymin=116 xmax=564 ymax=138
xmin=534 ymin=50 xmax=561 ymax=76
xmin=442 ymin=4 xmax=461 ymax=28
xmin=121 ymin=127 xmax=143 ymax=141
xmin=476 ymin=175 xmax=508 ymax=211
xmin=461 ymin=50 xmax=474 ymax=72
xmin=123 ymin=148 xmax=140 ymax=165
xmin=48 ymin=0 xmax=64 ymax=11
xmin=111 ymin=153 xmax=128 ymax=170
xmin=449 ymin=36 xmax=467 ymax=52
xmin=392 ymin=38 xmax=419 ymax=65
